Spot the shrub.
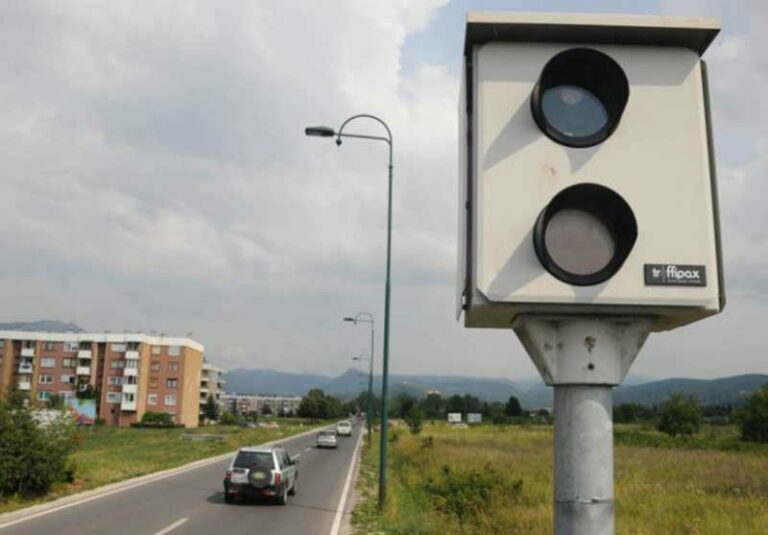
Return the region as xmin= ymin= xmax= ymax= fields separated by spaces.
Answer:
xmin=739 ymin=385 xmax=768 ymax=443
xmin=404 ymin=406 xmax=423 ymax=435
xmin=424 ymin=463 xmax=523 ymax=527
xmin=0 ymin=395 xmax=78 ymax=497
xmin=219 ymin=411 xmax=240 ymax=426
xmin=140 ymin=411 xmax=174 ymax=427
xmin=657 ymin=393 xmax=702 ymax=437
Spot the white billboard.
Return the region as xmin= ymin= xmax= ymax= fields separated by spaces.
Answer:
xmin=447 ymin=413 xmax=462 ymax=423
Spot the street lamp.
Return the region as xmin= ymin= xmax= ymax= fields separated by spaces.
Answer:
xmin=307 ymin=115 xmax=393 ymax=509
xmin=345 ymin=314 xmax=375 ymax=459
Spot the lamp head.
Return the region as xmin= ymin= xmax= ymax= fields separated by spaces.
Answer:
xmin=305 ymin=126 xmax=335 ymax=138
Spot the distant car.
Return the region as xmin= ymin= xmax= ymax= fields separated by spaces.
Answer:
xmin=316 ymin=430 xmax=338 ymax=449
xmin=336 ymin=420 xmax=353 ymax=437
xmin=223 ymin=446 xmax=298 ymax=505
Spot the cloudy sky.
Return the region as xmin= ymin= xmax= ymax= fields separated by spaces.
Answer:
xmin=1 ymin=1 xmax=765 ymax=381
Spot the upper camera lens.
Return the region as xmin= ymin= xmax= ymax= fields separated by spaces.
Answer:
xmin=541 ymin=85 xmax=608 ymax=138
xmin=531 ymin=48 xmax=629 ymax=148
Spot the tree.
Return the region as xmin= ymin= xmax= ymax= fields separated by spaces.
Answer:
xmin=393 ymin=394 xmax=417 ymax=418
xmin=446 ymin=395 xmax=465 ymax=415
xmin=0 ymin=391 xmax=77 ymax=496
xmin=614 ymin=403 xmax=654 ymax=423
xmin=739 ymin=385 xmax=768 ymax=443
xmin=420 ymin=393 xmax=445 ymax=419
xmin=505 ymin=396 xmax=523 ymax=417
xmin=203 ymin=395 xmax=219 ymax=421
xmin=261 ymin=404 xmax=273 ymax=416
xmin=656 ymin=393 xmax=702 ymax=437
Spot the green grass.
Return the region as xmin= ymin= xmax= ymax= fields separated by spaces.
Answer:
xmin=352 ymin=423 xmax=768 ymax=534
xmin=0 ymin=420 xmax=324 ymax=515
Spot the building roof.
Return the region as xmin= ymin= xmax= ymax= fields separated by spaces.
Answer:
xmin=0 ymin=331 xmax=204 ymax=352
xmin=465 ymin=12 xmax=720 ymax=57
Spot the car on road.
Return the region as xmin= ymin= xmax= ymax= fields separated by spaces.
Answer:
xmin=223 ymin=445 xmax=298 ymax=505
xmin=316 ymin=430 xmax=338 ymax=449
xmin=336 ymin=420 xmax=353 ymax=437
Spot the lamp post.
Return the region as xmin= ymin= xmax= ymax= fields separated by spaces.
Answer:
xmin=345 ymin=313 xmax=375 ymax=450
xmin=351 ymin=351 xmax=374 ymax=447
xmin=307 ymin=116 xmax=393 ymax=509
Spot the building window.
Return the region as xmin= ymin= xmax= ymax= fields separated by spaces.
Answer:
xmin=168 ymin=346 xmax=181 ymax=357
xmin=127 ymin=342 xmax=140 ymax=351
xmin=108 ymin=376 xmax=122 ymax=386
xmin=60 ymin=391 xmax=75 ymax=400
xmin=110 ymin=360 xmax=125 ymax=369
xmin=61 ymin=374 xmax=74 ymax=384
xmin=107 ymin=392 xmax=121 ymax=403
xmin=62 ymin=358 xmax=75 ymax=368
xmin=64 ymin=342 xmax=78 ymax=352
xmin=125 ymin=360 xmax=138 ymax=369
xmin=38 ymin=374 xmax=54 ymax=384
xmin=147 ymin=394 xmax=158 ymax=406
xmin=40 ymin=357 xmax=56 ymax=368
xmin=37 ymin=391 xmax=52 ymax=401
xmin=150 ymin=362 xmax=161 ymax=371
xmin=166 ymin=378 xmax=178 ymax=389
xmin=152 ymin=345 xmax=161 ymax=355
xmin=124 ymin=375 xmax=137 ymax=385
xmin=149 ymin=378 xmax=158 ymax=388
xmin=168 ymin=363 xmax=179 ymax=373
xmin=165 ymin=395 xmax=177 ymax=406
xmin=42 ymin=341 xmax=57 ymax=351
xmin=110 ymin=343 xmax=126 ymax=353
xmin=123 ymin=393 xmax=135 ymax=403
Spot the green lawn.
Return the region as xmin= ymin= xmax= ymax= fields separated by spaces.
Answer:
xmin=352 ymin=423 xmax=768 ymax=534
xmin=0 ymin=420 xmax=324 ymax=515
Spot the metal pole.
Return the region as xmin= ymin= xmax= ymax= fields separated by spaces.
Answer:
xmin=367 ymin=321 xmax=374 ymax=451
xmin=378 ymin=146 xmax=393 ymax=509
xmin=554 ymin=385 xmax=614 ymax=535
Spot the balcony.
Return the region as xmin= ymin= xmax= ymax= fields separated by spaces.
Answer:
xmin=122 ymin=383 xmax=138 ymax=394
xmin=76 ymin=366 xmax=91 ymax=376
xmin=123 ymin=367 xmax=138 ymax=377
xmin=121 ymin=398 xmax=137 ymax=411
xmin=21 ymin=347 xmax=35 ymax=357
xmin=200 ymin=386 xmax=209 ymax=395
xmin=125 ymin=350 xmax=140 ymax=360
xmin=78 ymin=350 xmax=92 ymax=360
xmin=18 ymin=381 xmax=31 ymax=390
xmin=18 ymin=363 xmax=34 ymax=374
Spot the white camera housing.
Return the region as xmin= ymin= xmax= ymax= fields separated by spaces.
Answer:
xmin=457 ymin=13 xmax=724 ymax=332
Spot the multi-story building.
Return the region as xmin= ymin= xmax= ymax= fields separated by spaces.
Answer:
xmin=0 ymin=331 xmax=204 ymax=427
xmin=200 ymin=362 xmax=225 ymax=414
xmin=220 ymin=393 xmax=302 ymax=417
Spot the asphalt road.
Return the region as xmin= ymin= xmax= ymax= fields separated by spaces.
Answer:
xmin=1 ymin=422 xmax=362 ymax=535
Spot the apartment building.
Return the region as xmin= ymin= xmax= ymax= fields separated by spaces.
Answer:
xmin=0 ymin=331 xmax=204 ymax=427
xmin=200 ymin=362 xmax=225 ymax=413
xmin=220 ymin=393 xmax=302 ymax=417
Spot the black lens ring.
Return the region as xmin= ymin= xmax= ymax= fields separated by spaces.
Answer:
xmin=533 ymin=184 xmax=637 ymax=286
xmin=531 ymin=48 xmax=629 ymax=148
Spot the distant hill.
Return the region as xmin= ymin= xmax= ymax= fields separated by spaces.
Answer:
xmin=0 ymin=320 xmax=83 ymax=333
xmin=222 ymin=368 xmax=767 ymax=409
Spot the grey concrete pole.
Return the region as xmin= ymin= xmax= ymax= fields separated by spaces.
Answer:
xmin=554 ymin=385 xmax=614 ymax=535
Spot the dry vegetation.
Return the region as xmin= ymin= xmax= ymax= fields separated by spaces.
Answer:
xmin=352 ymin=423 xmax=768 ymax=534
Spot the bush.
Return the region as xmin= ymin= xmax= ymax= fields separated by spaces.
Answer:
xmin=424 ymin=463 xmax=523 ymax=527
xmin=141 ymin=411 xmax=174 ymax=426
xmin=739 ymin=385 xmax=768 ymax=443
xmin=404 ymin=406 xmax=423 ymax=435
xmin=657 ymin=393 xmax=702 ymax=437
xmin=0 ymin=394 xmax=78 ymax=497
xmin=219 ymin=412 xmax=240 ymax=426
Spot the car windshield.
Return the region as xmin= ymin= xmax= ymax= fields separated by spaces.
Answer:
xmin=233 ymin=451 xmax=273 ymax=469
xmin=319 ymin=431 xmax=335 ymax=437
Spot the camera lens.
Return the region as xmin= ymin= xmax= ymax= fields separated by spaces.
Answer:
xmin=541 ymin=85 xmax=608 ymax=139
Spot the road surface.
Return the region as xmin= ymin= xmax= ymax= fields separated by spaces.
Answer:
xmin=0 ymin=422 xmax=362 ymax=535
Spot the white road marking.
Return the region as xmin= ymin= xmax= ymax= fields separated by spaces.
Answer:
xmin=329 ymin=430 xmax=363 ymax=535
xmin=154 ymin=517 xmax=188 ymax=535
xmin=293 ymin=453 xmax=302 ymax=459
xmin=305 ymin=447 xmax=313 ymax=452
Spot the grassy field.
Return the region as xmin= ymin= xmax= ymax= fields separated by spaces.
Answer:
xmin=0 ymin=419 xmax=323 ymax=515
xmin=352 ymin=423 xmax=768 ymax=534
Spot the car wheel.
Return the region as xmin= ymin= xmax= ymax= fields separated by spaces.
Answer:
xmin=224 ymin=493 xmax=235 ymax=504
xmin=277 ymin=485 xmax=288 ymax=505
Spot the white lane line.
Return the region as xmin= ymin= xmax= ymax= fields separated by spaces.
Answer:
xmin=329 ymin=430 xmax=364 ymax=535
xmin=305 ymin=447 xmax=313 ymax=452
xmin=154 ymin=517 xmax=188 ymax=535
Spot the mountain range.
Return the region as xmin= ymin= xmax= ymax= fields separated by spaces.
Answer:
xmin=0 ymin=320 xmax=84 ymax=332
xmin=222 ymin=368 xmax=767 ymax=408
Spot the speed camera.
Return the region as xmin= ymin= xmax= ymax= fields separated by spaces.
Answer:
xmin=457 ymin=12 xmax=724 ymax=332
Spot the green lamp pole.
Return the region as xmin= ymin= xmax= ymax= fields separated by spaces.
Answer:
xmin=306 ymin=115 xmax=393 ymax=509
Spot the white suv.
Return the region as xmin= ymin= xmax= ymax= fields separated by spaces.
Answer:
xmin=336 ymin=420 xmax=353 ymax=437
xmin=223 ymin=445 xmax=298 ymax=505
